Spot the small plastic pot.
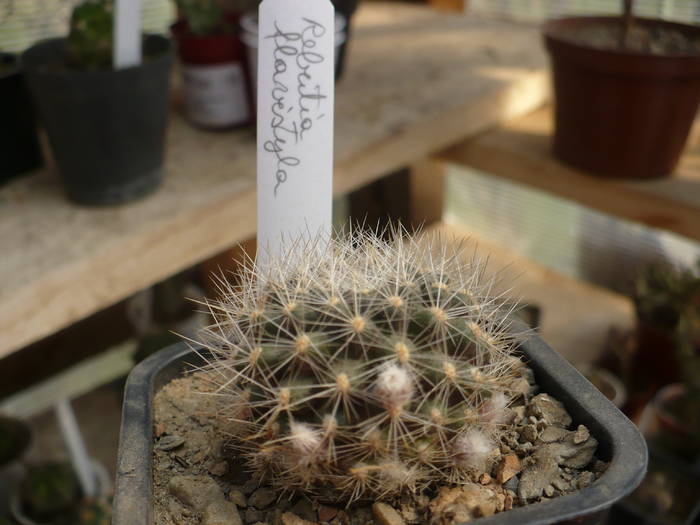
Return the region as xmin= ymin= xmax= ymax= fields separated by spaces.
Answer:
xmin=239 ymin=11 xmax=347 ymax=104
xmin=609 ymin=446 xmax=700 ymax=525
xmin=113 ymin=336 xmax=647 ymax=525
xmin=10 ymin=460 xmax=111 ymax=525
xmin=543 ymin=17 xmax=700 ymax=179
xmin=0 ymin=53 xmax=42 ymax=183
xmin=172 ymin=16 xmax=253 ymax=129
xmin=638 ymin=383 xmax=700 ymax=463
xmin=331 ymin=0 xmax=359 ymax=79
xmin=21 ymin=36 xmax=173 ymax=206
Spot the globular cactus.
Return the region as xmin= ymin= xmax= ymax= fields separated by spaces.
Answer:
xmin=176 ymin=0 xmax=225 ymax=36
xmin=199 ymin=230 xmax=530 ymax=503
xmin=67 ymin=0 xmax=114 ymax=69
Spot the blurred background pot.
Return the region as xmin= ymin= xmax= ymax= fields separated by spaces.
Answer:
xmin=10 ymin=460 xmax=111 ymax=525
xmin=240 ymin=11 xmax=347 ymax=104
xmin=639 ymin=383 xmax=700 ymax=464
xmin=331 ymin=0 xmax=359 ymax=79
xmin=21 ymin=36 xmax=173 ymax=206
xmin=0 ymin=416 xmax=32 ymax=516
xmin=0 ymin=53 xmax=42 ymax=184
xmin=172 ymin=13 xmax=252 ymax=129
xmin=543 ymin=16 xmax=700 ymax=179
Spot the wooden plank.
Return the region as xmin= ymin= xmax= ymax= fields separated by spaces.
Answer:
xmin=429 ymin=223 xmax=634 ymax=363
xmin=0 ymin=3 xmax=548 ymax=359
xmin=428 ymin=0 xmax=466 ymax=12
xmin=0 ymin=340 xmax=137 ymax=418
xmin=440 ymin=106 xmax=700 ymax=242
xmin=410 ymin=158 xmax=447 ymax=228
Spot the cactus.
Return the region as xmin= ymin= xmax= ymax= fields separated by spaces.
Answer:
xmin=20 ymin=462 xmax=81 ymax=523
xmin=67 ymin=0 xmax=114 ymax=69
xmin=176 ymin=0 xmax=225 ymax=36
xmin=198 ymin=230 xmax=530 ymax=503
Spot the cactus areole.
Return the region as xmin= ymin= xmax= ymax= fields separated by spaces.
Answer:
xmin=197 ymin=231 xmax=533 ymax=503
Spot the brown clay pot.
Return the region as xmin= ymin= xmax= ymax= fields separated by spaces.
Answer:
xmin=543 ymin=17 xmax=700 ymax=179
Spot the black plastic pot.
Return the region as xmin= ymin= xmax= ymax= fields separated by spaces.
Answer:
xmin=113 ymin=335 xmax=647 ymax=525
xmin=21 ymin=36 xmax=173 ymax=205
xmin=332 ymin=0 xmax=359 ymax=79
xmin=0 ymin=53 xmax=42 ymax=183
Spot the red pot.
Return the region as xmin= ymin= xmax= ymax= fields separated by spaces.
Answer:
xmin=543 ymin=17 xmax=700 ymax=179
xmin=172 ymin=16 xmax=253 ymax=129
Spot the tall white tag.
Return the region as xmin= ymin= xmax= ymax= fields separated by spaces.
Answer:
xmin=256 ymin=0 xmax=335 ymax=267
xmin=114 ymin=0 xmax=142 ymax=69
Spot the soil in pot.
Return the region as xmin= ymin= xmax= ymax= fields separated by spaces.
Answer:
xmin=21 ymin=36 xmax=173 ymax=205
xmin=544 ymin=17 xmax=700 ymax=179
xmin=152 ymin=368 xmax=607 ymax=525
xmin=0 ymin=53 xmax=42 ymax=183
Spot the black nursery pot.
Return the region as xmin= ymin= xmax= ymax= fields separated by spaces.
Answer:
xmin=21 ymin=36 xmax=173 ymax=205
xmin=113 ymin=337 xmax=647 ymax=525
xmin=332 ymin=0 xmax=359 ymax=79
xmin=0 ymin=53 xmax=42 ymax=183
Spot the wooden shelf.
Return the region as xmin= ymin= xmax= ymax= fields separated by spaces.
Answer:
xmin=0 ymin=3 xmax=548 ymax=359
xmin=440 ymin=106 xmax=700 ymax=242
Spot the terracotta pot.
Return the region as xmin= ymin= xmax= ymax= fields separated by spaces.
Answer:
xmin=543 ymin=17 xmax=700 ymax=179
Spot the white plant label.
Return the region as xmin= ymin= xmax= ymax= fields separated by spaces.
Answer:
xmin=114 ymin=0 xmax=142 ymax=68
xmin=256 ymin=0 xmax=335 ymax=266
xmin=183 ymin=63 xmax=250 ymax=128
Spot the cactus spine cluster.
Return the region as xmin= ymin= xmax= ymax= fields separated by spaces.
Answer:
xmin=200 ymin=231 xmax=530 ymax=503
xmin=67 ymin=0 xmax=114 ymax=69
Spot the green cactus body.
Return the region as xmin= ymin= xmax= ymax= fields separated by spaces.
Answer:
xmin=20 ymin=463 xmax=81 ymax=522
xmin=67 ymin=0 xmax=114 ymax=69
xmin=200 ymin=232 xmax=528 ymax=502
xmin=176 ymin=0 xmax=225 ymax=36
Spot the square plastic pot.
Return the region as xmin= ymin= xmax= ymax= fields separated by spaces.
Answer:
xmin=113 ymin=337 xmax=647 ymax=525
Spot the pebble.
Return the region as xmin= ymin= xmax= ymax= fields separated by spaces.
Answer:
xmin=317 ymin=505 xmax=338 ymax=522
xmin=208 ymin=460 xmax=229 ymax=477
xmin=203 ymin=500 xmax=243 ymax=525
xmin=250 ymin=488 xmax=276 ymax=509
xmin=168 ymin=475 xmax=223 ymax=510
xmin=479 ymin=473 xmax=492 ymax=485
xmin=504 ymin=475 xmax=519 ymax=492
xmin=246 ymin=508 xmax=264 ymax=523
xmin=518 ymin=447 xmax=562 ymax=502
xmin=429 ymin=484 xmax=498 ymax=522
xmin=154 ymin=423 xmax=166 ymax=438
xmin=519 ymin=424 xmax=538 ymax=443
xmin=372 ymin=503 xmax=407 ymax=525
xmin=291 ymin=499 xmax=316 ymax=521
xmin=158 ymin=435 xmax=185 ymax=451
xmin=241 ymin=479 xmax=259 ymax=495
xmin=577 ymin=471 xmax=595 ymax=489
xmin=281 ymin=512 xmax=318 ymax=525
xmin=496 ymin=454 xmax=521 ymax=484
xmin=527 ymin=394 xmax=572 ymax=428
xmin=229 ymin=488 xmax=247 ymax=507
xmin=573 ymin=425 xmax=590 ymax=445
xmin=544 ymin=484 xmax=555 ymax=498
